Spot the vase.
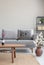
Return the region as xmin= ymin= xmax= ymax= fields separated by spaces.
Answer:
xmin=35 ymin=47 xmax=43 ymax=56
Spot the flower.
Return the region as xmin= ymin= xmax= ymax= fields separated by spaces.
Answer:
xmin=34 ymin=32 xmax=43 ymax=47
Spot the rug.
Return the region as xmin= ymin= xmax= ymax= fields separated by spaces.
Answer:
xmin=0 ymin=53 xmax=40 ymax=65
xmin=16 ymin=48 xmax=30 ymax=53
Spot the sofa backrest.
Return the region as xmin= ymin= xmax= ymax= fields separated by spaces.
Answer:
xmin=1 ymin=29 xmax=35 ymax=40
xmin=17 ymin=29 xmax=34 ymax=40
xmin=0 ymin=30 xmax=2 ymax=39
xmin=2 ymin=29 xmax=17 ymax=40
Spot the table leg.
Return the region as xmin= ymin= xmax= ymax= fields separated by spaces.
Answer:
xmin=14 ymin=47 xmax=16 ymax=58
xmin=11 ymin=48 xmax=14 ymax=63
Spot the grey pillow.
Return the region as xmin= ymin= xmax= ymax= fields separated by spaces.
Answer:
xmin=17 ymin=30 xmax=34 ymax=40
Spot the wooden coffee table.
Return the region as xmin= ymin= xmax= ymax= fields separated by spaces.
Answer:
xmin=0 ymin=44 xmax=25 ymax=63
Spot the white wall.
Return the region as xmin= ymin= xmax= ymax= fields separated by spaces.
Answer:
xmin=0 ymin=0 xmax=44 ymax=31
xmin=43 ymin=0 xmax=44 ymax=15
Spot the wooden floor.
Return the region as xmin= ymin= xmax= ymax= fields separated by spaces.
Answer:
xmin=0 ymin=53 xmax=40 ymax=65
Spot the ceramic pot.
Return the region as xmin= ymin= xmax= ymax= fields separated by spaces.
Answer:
xmin=35 ymin=47 xmax=43 ymax=56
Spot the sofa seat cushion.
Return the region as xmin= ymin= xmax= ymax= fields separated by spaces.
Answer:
xmin=4 ymin=40 xmax=36 ymax=48
xmin=17 ymin=40 xmax=36 ymax=48
xmin=5 ymin=40 xmax=18 ymax=44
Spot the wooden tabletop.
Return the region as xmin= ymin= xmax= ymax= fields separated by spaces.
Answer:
xmin=0 ymin=44 xmax=25 ymax=48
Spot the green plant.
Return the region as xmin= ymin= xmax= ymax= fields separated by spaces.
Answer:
xmin=40 ymin=18 xmax=44 ymax=23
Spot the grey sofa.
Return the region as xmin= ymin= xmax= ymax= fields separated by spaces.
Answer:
xmin=0 ymin=29 xmax=36 ymax=52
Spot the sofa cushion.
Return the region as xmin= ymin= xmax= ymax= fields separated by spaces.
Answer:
xmin=17 ymin=29 xmax=34 ymax=40
xmin=3 ymin=40 xmax=36 ymax=48
xmin=2 ymin=29 xmax=17 ymax=40
xmin=0 ymin=30 xmax=2 ymax=39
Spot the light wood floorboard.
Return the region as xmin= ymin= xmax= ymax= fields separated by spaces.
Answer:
xmin=0 ymin=53 xmax=40 ymax=65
